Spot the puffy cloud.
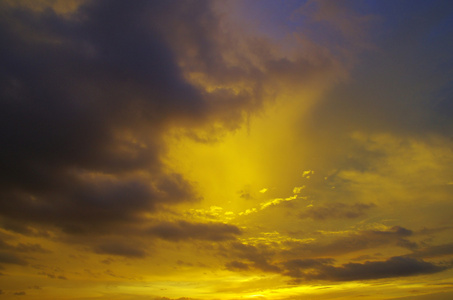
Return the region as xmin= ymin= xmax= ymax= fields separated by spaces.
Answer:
xmin=0 ymin=0 xmax=211 ymax=236
xmin=1 ymin=1 xmax=452 ymax=298
xmin=0 ymin=0 xmax=348 ymax=240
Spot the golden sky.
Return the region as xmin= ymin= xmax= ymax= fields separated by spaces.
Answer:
xmin=1 ymin=1 xmax=453 ymax=299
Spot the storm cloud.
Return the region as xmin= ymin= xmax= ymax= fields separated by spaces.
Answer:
xmin=0 ymin=0 xmax=345 ymax=238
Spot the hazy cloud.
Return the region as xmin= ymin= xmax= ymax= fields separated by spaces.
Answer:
xmin=300 ymin=202 xmax=375 ymax=220
xmin=0 ymin=0 xmax=348 ymax=241
xmin=409 ymin=242 xmax=453 ymax=259
xmin=281 ymin=226 xmax=417 ymax=259
xmin=225 ymin=260 xmax=250 ymax=271
xmin=0 ymin=252 xmax=28 ymax=266
xmin=0 ymin=1 xmax=452 ymax=298
xmin=225 ymin=242 xmax=280 ymax=273
xmin=148 ymin=221 xmax=242 ymax=242
xmin=283 ymin=256 xmax=448 ymax=282
xmin=93 ymin=241 xmax=148 ymax=258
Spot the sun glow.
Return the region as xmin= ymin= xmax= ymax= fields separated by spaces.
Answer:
xmin=1 ymin=0 xmax=453 ymax=299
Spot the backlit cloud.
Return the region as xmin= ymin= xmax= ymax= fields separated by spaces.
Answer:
xmin=1 ymin=0 xmax=453 ymax=299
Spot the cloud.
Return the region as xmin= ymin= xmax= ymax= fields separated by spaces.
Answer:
xmin=299 ymin=202 xmax=375 ymax=220
xmin=38 ymin=272 xmax=67 ymax=280
xmin=0 ymin=238 xmax=50 ymax=253
xmin=283 ymin=256 xmax=449 ymax=282
xmin=0 ymin=252 xmax=28 ymax=266
xmin=221 ymin=225 xmax=422 ymax=278
xmin=225 ymin=260 xmax=250 ymax=271
xmin=93 ymin=241 xmax=148 ymax=258
xmin=282 ymin=258 xmax=334 ymax=278
xmin=0 ymin=0 xmax=350 ymax=243
xmin=0 ymin=238 xmax=51 ymax=267
xmin=222 ymin=226 xmax=448 ymax=283
xmin=147 ymin=221 xmax=242 ymax=242
xmin=291 ymin=2 xmax=453 ymax=187
xmin=224 ymin=242 xmax=280 ymax=273
xmin=0 ymin=0 xmax=214 ymax=237
xmin=409 ymin=242 xmax=453 ymax=259
xmin=281 ymin=226 xmax=418 ymax=259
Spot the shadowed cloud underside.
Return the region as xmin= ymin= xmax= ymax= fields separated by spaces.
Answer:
xmin=1 ymin=0 xmax=453 ymax=299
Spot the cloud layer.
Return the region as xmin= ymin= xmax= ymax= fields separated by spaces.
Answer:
xmin=1 ymin=1 xmax=453 ymax=299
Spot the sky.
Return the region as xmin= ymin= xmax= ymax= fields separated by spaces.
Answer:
xmin=1 ymin=0 xmax=453 ymax=299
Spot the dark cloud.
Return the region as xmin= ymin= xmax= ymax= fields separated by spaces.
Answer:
xmin=148 ymin=220 xmax=241 ymax=242
xmin=0 ymin=0 xmax=279 ymax=239
xmin=0 ymin=238 xmax=52 ymax=267
xmin=409 ymin=242 xmax=453 ymax=259
xmin=282 ymin=258 xmax=334 ymax=278
xmin=0 ymin=0 xmax=213 ymax=236
xmin=222 ymin=227 xmax=420 ymax=276
xmin=282 ymin=256 xmax=449 ymax=282
xmin=14 ymin=243 xmax=50 ymax=254
xmin=221 ymin=228 xmax=448 ymax=282
xmin=225 ymin=260 xmax=250 ymax=271
xmin=93 ymin=241 xmax=147 ymax=258
xmin=224 ymin=242 xmax=280 ymax=273
xmin=299 ymin=202 xmax=375 ymax=220
xmin=282 ymin=226 xmax=417 ymax=259
xmin=0 ymin=238 xmax=49 ymax=253
xmin=38 ymin=271 xmax=67 ymax=280
xmin=0 ymin=0 xmax=352 ymax=244
xmin=297 ymin=1 xmax=453 ymax=177
xmin=0 ymin=252 xmax=28 ymax=266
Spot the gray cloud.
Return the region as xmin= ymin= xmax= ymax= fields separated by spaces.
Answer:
xmin=0 ymin=238 xmax=51 ymax=268
xmin=0 ymin=0 xmax=345 ymax=241
xmin=282 ymin=258 xmax=334 ymax=278
xmin=93 ymin=241 xmax=148 ymax=258
xmin=296 ymin=1 xmax=453 ymax=178
xmin=409 ymin=242 xmax=453 ymax=259
xmin=221 ymin=226 xmax=420 ymax=277
xmin=224 ymin=242 xmax=280 ymax=273
xmin=299 ymin=202 xmax=375 ymax=220
xmin=281 ymin=226 xmax=417 ymax=259
xmin=283 ymin=256 xmax=449 ymax=282
xmin=0 ymin=0 xmax=213 ymax=236
xmin=0 ymin=252 xmax=28 ymax=266
xmin=222 ymin=227 xmax=448 ymax=282
xmin=148 ymin=221 xmax=242 ymax=242
xmin=225 ymin=260 xmax=250 ymax=271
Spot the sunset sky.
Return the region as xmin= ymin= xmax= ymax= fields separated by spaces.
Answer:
xmin=1 ymin=0 xmax=453 ymax=299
